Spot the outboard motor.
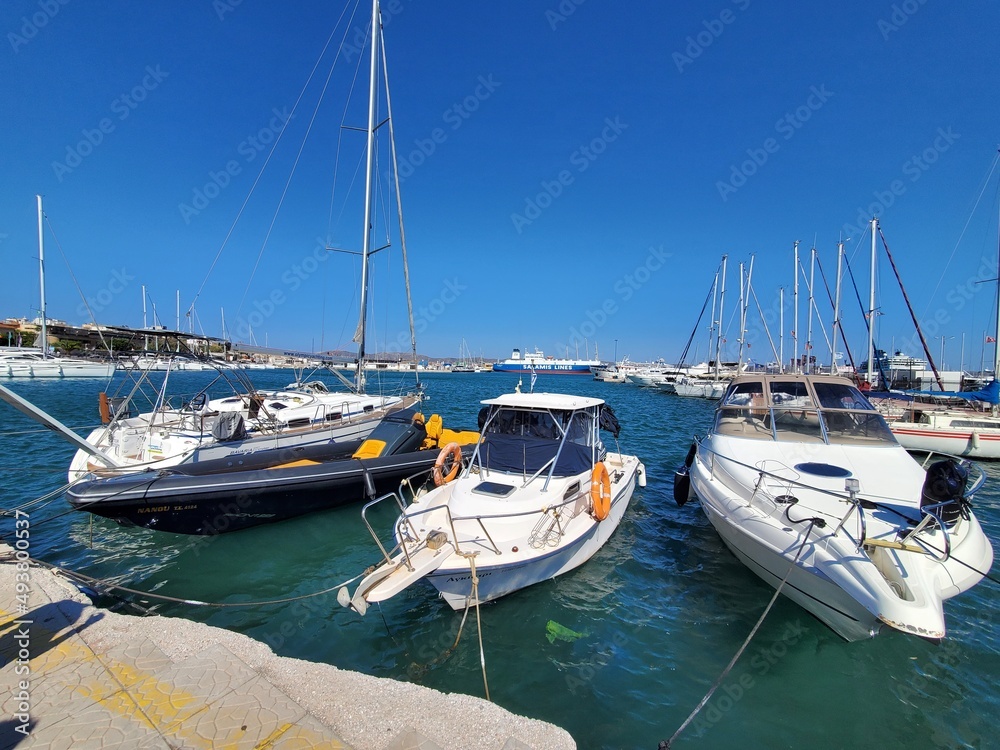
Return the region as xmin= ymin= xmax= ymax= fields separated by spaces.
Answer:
xmin=920 ymin=459 xmax=970 ymax=525
xmin=211 ymin=411 xmax=247 ymax=442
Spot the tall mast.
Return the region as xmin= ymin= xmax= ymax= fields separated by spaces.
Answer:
xmin=867 ymin=217 xmax=878 ymax=386
xmin=832 ymin=240 xmax=844 ymax=374
xmin=779 ymin=287 xmax=785 ymax=373
xmin=994 ymin=188 xmax=1000 ymax=380
xmin=805 ymin=247 xmax=816 ymax=374
xmin=353 ymin=0 xmax=380 ymax=392
xmin=36 ymin=195 xmax=47 ymax=358
xmin=792 ymin=241 xmax=799 ymax=373
xmin=715 ymin=254 xmax=727 ymax=379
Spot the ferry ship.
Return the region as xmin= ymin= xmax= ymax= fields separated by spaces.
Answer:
xmin=491 ymin=347 xmax=600 ymax=375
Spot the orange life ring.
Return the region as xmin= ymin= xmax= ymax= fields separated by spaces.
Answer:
xmin=433 ymin=442 xmax=463 ymax=486
xmin=591 ymin=462 xmax=611 ymax=521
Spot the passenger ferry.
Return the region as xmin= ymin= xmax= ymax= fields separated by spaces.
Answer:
xmin=492 ymin=347 xmax=600 ymax=375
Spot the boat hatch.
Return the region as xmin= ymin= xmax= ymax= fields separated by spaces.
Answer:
xmin=472 ymin=481 xmax=516 ymax=498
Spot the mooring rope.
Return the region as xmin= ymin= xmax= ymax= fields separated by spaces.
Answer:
xmin=3 ymin=552 xmax=368 ymax=609
xmin=659 ymin=520 xmax=819 ymax=748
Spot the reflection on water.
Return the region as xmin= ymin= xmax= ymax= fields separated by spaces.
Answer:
xmin=1 ymin=371 xmax=998 ymax=749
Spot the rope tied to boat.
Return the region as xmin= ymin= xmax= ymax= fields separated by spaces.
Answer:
xmin=456 ymin=549 xmax=491 ymax=701
xmin=659 ymin=520 xmax=819 ymax=748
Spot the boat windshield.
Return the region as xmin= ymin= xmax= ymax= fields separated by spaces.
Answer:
xmin=715 ymin=379 xmax=896 ymax=446
xmin=477 ymin=406 xmax=593 ymax=477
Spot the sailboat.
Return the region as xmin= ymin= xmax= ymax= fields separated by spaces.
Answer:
xmin=65 ymin=0 xmax=423 ymax=481
xmin=0 ymin=196 xmax=115 ymax=379
xmin=877 ymin=164 xmax=1000 ymax=459
xmin=675 ymin=255 xmax=734 ymax=399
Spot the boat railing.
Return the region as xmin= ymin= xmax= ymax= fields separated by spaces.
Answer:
xmin=703 ymin=439 xmax=974 ymax=559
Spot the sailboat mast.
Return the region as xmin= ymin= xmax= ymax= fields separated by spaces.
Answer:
xmin=867 ymin=217 xmax=878 ymax=386
xmin=715 ymin=255 xmax=727 ymax=378
xmin=832 ymin=241 xmax=844 ymax=375
xmin=805 ymin=247 xmax=816 ymax=374
xmin=36 ymin=195 xmax=47 ymax=358
xmin=994 ymin=192 xmax=1000 ymax=379
xmin=792 ymin=241 xmax=799 ymax=373
xmin=779 ymin=287 xmax=785 ymax=373
xmin=354 ymin=0 xmax=381 ymax=392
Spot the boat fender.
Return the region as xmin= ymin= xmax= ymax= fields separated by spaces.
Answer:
xmin=591 ymin=462 xmax=611 ymax=521
xmin=98 ymin=392 xmax=111 ymax=424
xmin=433 ymin=442 xmax=462 ymax=486
xmin=672 ymin=443 xmax=698 ymax=508
xmin=971 ymin=430 xmax=981 ymax=449
xmin=362 ymin=467 xmax=376 ymax=499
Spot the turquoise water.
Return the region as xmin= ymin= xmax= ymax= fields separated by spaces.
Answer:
xmin=3 ymin=371 xmax=999 ymax=749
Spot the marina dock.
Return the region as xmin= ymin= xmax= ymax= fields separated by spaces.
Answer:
xmin=0 ymin=543 xmax=574 ymax=750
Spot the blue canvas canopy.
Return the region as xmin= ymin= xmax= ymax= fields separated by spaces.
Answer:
xmin=902 ymin=378 xmax=1000 ymax=405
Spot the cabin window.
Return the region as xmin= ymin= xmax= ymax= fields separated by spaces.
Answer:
xmin=770 ymin=381 xmax=812 ymax=408
xmin=813 ymin=382 xmax=874 ymax=411
xmin=722 ymin=381 xmax=764 ymax=407
xmin=772 ymin=409 xmax=824 ymax=442
xmin=822 ymin=412 xmax=896 ymax=444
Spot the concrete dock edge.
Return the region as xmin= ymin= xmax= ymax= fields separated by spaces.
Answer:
xmin=0 ymin=543 xmax=575 ymax=750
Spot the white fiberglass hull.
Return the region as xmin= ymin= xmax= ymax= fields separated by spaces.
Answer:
xmin=891 ymin=421 xmax=1000 ymax=460
xmin=691 ymin=436 xmax=993 ymax=640
xmin=68 ymin=393 xmax=417 ymax=480
xmin=1 ymin=358 xmax=114 ymax=378
xmin=426 ymin=456 xmax=639 ymax=609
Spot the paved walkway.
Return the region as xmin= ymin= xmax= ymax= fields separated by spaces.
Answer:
xmin=0 ymin=545 xmax=574 ymax=750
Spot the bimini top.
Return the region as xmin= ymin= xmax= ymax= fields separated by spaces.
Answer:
xmin=714 ymin=373 xmax=896 ymax=446
xmin=481 ymin=392 xmax=605 ymax=411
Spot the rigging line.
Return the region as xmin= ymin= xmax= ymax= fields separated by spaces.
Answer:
xmin=879 ymin=227 xmax=945 ymax=391
xmin=328 ymin=0 xmax=369 ymax=239
xmin=815 ymin=253 xmax=857 ymax=372
xmin=922 ymin=151 xmax=1000 ymax=318
xmin=8 ymin=553 xmax=370 ymax=609
xmin=843 ymin=250 xmax=889 ymax=386
xmin=42 ymin=215 xmax=112 ymax=354
xmin=660 ymin=522 xmax=818 ymax=749
xmin=191 ymin=2 xmax=354 ymax=318
xmin=236 ymin=17 xmax=358 ymax=319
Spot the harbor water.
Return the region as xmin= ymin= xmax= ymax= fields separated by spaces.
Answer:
xmin=2 ymin=370 xmax=998 ymax=749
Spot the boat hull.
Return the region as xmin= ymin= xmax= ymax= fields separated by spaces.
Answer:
xmin=425 ymin=458 xmax=638 ymax=609
xmin=67 ymin=444 xmax=452 ymax=535
xmin=891 ymin=423 xmax=1000 ymax=459
xmin=492 ymin=363 xmax=594 ymax=375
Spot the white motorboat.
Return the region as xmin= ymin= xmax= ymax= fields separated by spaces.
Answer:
xmin=680 ymin=372 xmax=993 ymax=641
xmin=0 ymin=349 xmax=114 ymax=379
xmin=340 ymin=390 xmax=645 ymax=613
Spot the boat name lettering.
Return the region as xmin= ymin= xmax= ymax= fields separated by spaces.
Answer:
xmin=138 ymin=506 xmax=170 ymax=514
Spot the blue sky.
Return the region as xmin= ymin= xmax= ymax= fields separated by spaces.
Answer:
xmin=2 ymin=1 xmax=999 ymax=368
